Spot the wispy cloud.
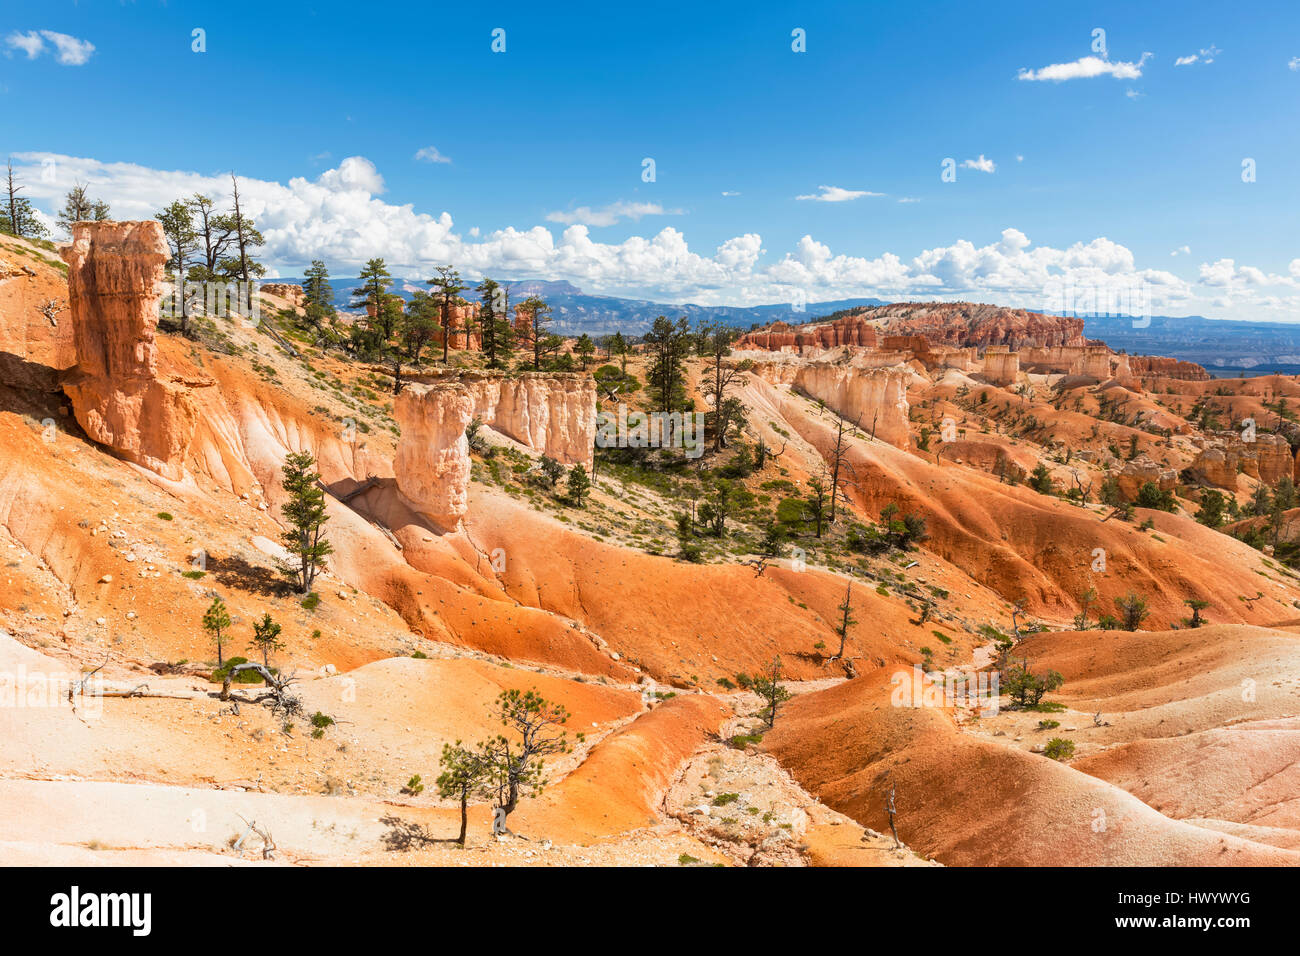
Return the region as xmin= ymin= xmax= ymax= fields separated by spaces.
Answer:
xmin=960 ymin=155 xmax=996 ymax=174
xmin=1018 ymin=53 xmax=1150 ymax=82
xmin=545 ymin=200 xmax=680 ymax=227
xmin=1175 ymin=45 xmax=1220 ymax=66
xmin=1290 ymin=57 xmax=1300 ymax=71
xmin=794 ymin=185 xmax=883 ymax=202
xmin=5 ymin=30 xmax=95 ymax=65
xmin=1171 ymin=245 xmax=1190 ymax=256
xmin=721 ymin=190 xmax=740 ymax=197
xmin=5 ymin=30 xmax=43 ymax=58
xmin=897 ymin=197 xmax=920 ymax=204
xmin=413 ymin=145 xmax=452 ymax=164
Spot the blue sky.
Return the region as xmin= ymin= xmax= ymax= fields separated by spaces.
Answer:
xmin=2 ymin=0 xmax=1298 ymax=319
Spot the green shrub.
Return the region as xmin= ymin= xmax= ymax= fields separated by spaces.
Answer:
xmin=1043 ymin=737 xmax=1076 ymax=761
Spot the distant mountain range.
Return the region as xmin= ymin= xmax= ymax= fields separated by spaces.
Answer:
xmin=262 ymin=276 xmax=883 ymax=336
xmin=1077 ymin=313 xmax=1300 ymax=377
xmin=260 ymin=277 xmax=1300 ymax=375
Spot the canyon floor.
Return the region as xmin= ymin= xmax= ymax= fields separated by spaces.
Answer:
xmin=3 ymin=228 xmax=1300 ymax=867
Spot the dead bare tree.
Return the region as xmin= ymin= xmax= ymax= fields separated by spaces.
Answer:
xmin=234 ymin=815 xmax=277 ymax=860
xmin=884 ymin=778 xmax=900 ymax=849
xmin=39 ymin=298 xmax=64 ymax=327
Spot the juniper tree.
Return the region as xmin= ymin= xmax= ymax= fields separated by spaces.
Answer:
xmin=202 ymin=595 xmax=232 ymax=668
xmin=280 ymin=450 xmax=333 ymax=594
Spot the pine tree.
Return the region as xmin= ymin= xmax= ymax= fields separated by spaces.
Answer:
xmin=752 ymin=656 xmax=792 ymax=728
xmin=301 ymin=259 xmax=334 ymax=330
xmin=476 ymin=277 xmax=514 ymax=369
xmin=223 ymin=173 xmax=266 ymax=280
xmin=401 ymin=289 xmax=439 ymax=365
xmin=427 ymin=265 xmax=467 ymax=363
xmin=187 ymin=194 xmax=238 ymax=280
xmin=57 ymin=183 xmax=110 ymax=232
xmin=351 ymin=258 xmax=393 ymax=349
xmin=575 ymin=333 xmax=596 ymax=369
xmin=519 ymin=295 xmax=557 ymax=370
xmin=832 ymin=583 xmax=856 ymax=658
xmin=567 ymin=463 xmax=591 ymax=505
xmin=280 ymin=451 xmax=333 ymax=594
xmin=156 ymin=200 xmax=199 ymax=333
xmin=2 ymin=160 xmax=47 ymax=238
xmin=249 ymin=612 xmax=284 ymax=668
xmin=436 ymin=741 xmax=493 ymax=846
xmin=644 ymin=315 xmax=691 ymax=412
xmin=202 ymin=595 xmax=232 ymax=668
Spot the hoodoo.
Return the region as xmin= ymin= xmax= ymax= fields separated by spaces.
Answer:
xmin=58 ymin=221 xmax=212 ymax=481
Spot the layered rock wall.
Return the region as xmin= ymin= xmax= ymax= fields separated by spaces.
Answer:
xmin=394 ymin=371 xmax=597 ymax=523
xmin=790 ymin=363 xmax=911 ymax=449
xmin=735 ymin=315 xmax=878 ymax=351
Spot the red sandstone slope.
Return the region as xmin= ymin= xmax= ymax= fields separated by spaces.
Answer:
xmin=763 ymin=672 xmax=1300 ymax=866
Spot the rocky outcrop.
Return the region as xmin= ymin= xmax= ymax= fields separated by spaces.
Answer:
xmin=1118 ymin=455 xmax=1178 ymax=501
xmin=1188 ymin=432 xmax=1294 ymax=489
xmin=394 ymin=371 xmax=597 ymax=524
xmin=0 ymin=250 xmax=77 ymax=391
xmin=735 ymin=315 xmax=878 ymax=351
xmin=982 ymin=347 xmax=1019 ymax=386
xmin=790 ymin=363 xmax=910 ymax=449
xmin=866 ymin=302 xmax=1086 ymax=349
xmin=260 ymin=283 xmax=304 ymax=307
xmin=59 ymin=221 xmax=213 ymax=481
xmin=432 ymin=302 xmax=482 ymax=351
xmin=1127 ymin=356 xmax=1210 ymax=382
xmin=413 ymin=369 xmax=596 ymax=469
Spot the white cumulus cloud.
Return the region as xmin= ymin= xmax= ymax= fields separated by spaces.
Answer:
xmin=9 ymin=151 xmax=1297 ymax=319
xmin=961 ymin=155 xmax=996 ymax=173
xmin=795 ymin=185 xmax=883 ymax=202
xmin=1018 ymin=53 xmax=1150 ymax=82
